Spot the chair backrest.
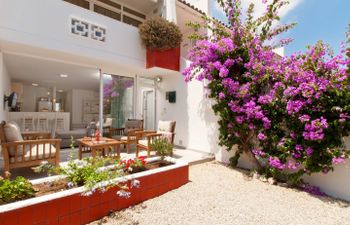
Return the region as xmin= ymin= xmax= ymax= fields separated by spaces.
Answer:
xmin=0 ymin=121 xmax=7 ymax=143
xmin=157 ymin=120 xmax=176 ymax=133
xmin=128 ymin=118 xmax=144 ymax=129
xmin=125 ymin=119 xmax=143 ymax=130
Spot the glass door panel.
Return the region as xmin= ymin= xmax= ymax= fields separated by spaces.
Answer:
xmin=103 ymin=74 xmax=134 ymax=128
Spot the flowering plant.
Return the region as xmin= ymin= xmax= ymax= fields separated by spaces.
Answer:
xmin=183 ymin=0 xmax=350 ymax=182
xmin=120 ymin=157 xmax=147 ymax=173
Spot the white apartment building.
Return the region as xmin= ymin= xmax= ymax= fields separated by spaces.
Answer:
xmin=0 ymin=0 xmax=349 ymax=201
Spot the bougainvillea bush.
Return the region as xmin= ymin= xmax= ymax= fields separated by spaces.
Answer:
xmin=183 ymin=0 xmax=350 ymax=183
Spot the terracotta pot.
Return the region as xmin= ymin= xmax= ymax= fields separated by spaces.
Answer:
xmin=146 ymin=47 xmax=180 ymax=71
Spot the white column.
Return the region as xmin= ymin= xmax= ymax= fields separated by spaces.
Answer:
xmin=99 ymin=70 xmax=104 ymax=137
xmin=165 ymin=0 xmax=177 ymax=23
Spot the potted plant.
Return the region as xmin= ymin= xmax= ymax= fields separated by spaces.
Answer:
xmin=150 ymin=138 xmax=174 ymax=166
xmin=139 ymin=16 xmax=183 ymax=71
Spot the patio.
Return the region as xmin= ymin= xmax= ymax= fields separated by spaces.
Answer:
xmin=89 ymin=162 xmax=350 ymax=225
xmin=0 ymin=146 xmax=214 ymax=180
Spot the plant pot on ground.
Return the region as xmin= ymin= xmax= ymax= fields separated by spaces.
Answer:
xmin=139 ymin=16 xmax=183 ymax=71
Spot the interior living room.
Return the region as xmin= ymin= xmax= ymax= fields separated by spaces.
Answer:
xmin=2 ymin=53 xmax=103 ymax=148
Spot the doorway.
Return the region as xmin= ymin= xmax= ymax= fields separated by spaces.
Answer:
xmin=138 ymin=77 xmax=156 ymax=130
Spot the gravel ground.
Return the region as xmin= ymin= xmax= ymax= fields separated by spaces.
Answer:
xmin=89 ymin=162 xmax=350 ymax=225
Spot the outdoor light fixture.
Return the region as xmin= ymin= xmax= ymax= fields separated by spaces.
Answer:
xmin=60 ymin=74 xmax=68 ymax=78
xmin=32 ymin=83 xmax=39 ymax=86
xmin=155 ymin=76 xmax=162 ymax=83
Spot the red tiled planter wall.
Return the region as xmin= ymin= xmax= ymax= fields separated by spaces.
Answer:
xmin=0 ymin=165 xmax=189 ymax=225
xmin=146 ymin=47 xmax=180 ymax=71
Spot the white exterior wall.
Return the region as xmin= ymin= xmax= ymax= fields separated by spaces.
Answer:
xmin=0 ymin=0 xmax=145 ymax=69
xmin=0 ymin=52 xmax=11 ymax=122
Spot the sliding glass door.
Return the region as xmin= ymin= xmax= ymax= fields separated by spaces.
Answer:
xmin=103 ymin=74 xmax=134 ymax=128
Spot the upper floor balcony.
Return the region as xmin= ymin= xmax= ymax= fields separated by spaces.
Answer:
xmin=0 ymin=0 xmax=164 ymax=70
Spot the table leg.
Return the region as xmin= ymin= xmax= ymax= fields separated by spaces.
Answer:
xmin=117 ymin=144 xmax=120 ymax=159
xmin=79 ymin=143 xmax=83 ymax=160
xmin=91 ymin=147 xmax=96 ymax=158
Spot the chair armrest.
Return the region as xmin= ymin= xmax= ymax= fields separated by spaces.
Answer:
xmin=22 ymin=132 xmax=51 ymax=140
xmin=127 ymin=128 xmax=143 ymax=136
xmin=109 ymin=127 xmax=125 ymax=136
xmin=146 ymin=133 xmax=162 ymax=138
xmin=2 ymin=139 xmax=61 ymax=146
xmin=135 ymin=130 xmax=157 ymax=140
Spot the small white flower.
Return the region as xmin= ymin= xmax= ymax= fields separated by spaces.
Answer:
xmin=131 ymin=179 xmax=140 ymax=188
xmin=117 ymin=190 xmax=131 ymax=198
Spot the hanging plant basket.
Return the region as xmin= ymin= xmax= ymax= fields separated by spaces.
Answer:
xmin=146 ymin=47 xmax=180 ymax=71
xmin=139 ymin=17 xmax=182 ymax=71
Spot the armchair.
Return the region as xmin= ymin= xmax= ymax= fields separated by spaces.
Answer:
xmin=135 ymin=120 xmax=176 ymax=157
xmin=0 ymin=121 xmax=61 ymax=178
xmin=109 ymin=119 xmax=143 ymax=153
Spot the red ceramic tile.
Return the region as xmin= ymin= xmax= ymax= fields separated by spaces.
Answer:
xmin=58 ymin=215 xmax=69 ymax=225
xmin=89 ymin=205 xmax=102 ymax=222
xmin=2 ymin=211 xmax=18 ymax=225
xmin=108 ymin=198 xmax=120 ymax=211
xmin=35 ymin=222 xmax=48 ymax=225
xmin=46 ymin=200 xmax=60 ymax=220
xmin=69 ymin=211 xmax=81 ymax=225
xmin=16 ymin=206 xmax=33 ymax=225
xmin=100 ymin=201 xmax=111 ymax=217
xmin=46 ymin=219 xmax=59 ymax=225
xmin=56 ymin=197 xmax=70 ymax=217
xmin=80 ymin=209 xmax=90 ymax=225
xmin=69 ymin=195 xmax=82 ymax=213
xmin=100 ymin=188 xmax=115 ymax=203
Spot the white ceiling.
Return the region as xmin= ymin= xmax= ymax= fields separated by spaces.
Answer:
xmin=4 ymin=53 xmax=100 ymax=92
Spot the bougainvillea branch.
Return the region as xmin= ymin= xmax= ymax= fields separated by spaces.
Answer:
xmin=183 ymin=0 xmax=350 ymax=182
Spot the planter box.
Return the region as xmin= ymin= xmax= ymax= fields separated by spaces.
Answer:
xmin=146 ymin=47 xmax=180 ymax=71
xmin=0 ymin=157 xmax=188 ymax=225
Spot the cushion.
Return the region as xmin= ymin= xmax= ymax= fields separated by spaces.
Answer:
xmin=138 ymin=139 xmax=153 ymax=147
xmin=4 ymin=122 xmax=25 ymax=156
xmin=10 ymin=143 xmax=56 ymax=163
xmin=124 ymin=120 xmax=142 ymax=135
xmin=105 ymin=118 xmax=113 ymax=127
xmin=56 ymin=129 xmax=86 ymax=139
xmin=158 ymin=131 xmax=173 ymax=143
xmin=158 ymin=121 xmax=175 ymax=133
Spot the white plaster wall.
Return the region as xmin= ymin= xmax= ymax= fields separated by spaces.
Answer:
xmin=0 ymin=0 xmax=145 ymax=68
xmin=21 ymin=85 xmax=65 ymax=112
xmin=156 ymin=58 xmax=220 ymax=154
xmin=0 ymin=52 xmax=11 ymax=122
xmin=71 ymin=89 xmax=99 ymax=126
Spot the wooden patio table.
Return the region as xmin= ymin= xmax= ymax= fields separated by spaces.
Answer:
xmin=78 ymin=137 xmax=124 ymax=159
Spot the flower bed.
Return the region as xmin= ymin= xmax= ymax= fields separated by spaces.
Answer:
xmin=0 ymin=157 xmax=188 ymax=225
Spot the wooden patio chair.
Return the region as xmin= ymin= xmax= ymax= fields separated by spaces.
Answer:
xmin=0 ymin=121 xmax=61 ymax=178
xmin=135 ymin=120 xmax=176 ymax=157
xmin=109 ymin=119 xmax=143 ymax=154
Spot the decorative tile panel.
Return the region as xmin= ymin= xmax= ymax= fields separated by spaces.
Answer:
xmin=91 ymin=25 xmax=106 ymax=42
xmin=71 ymin=18 xmax=89 ymax=37
xmin=70 ymin=17 xmax=106 ymax=42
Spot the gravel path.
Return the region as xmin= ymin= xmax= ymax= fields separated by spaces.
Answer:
xmin=90 ymin=162 xmax=350 ymax=225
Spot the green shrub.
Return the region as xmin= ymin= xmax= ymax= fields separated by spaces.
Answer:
xmin=139 ymin=16 xmax=183 ymax=50
xmin=151 ymin=138 xmax=173 ymax=160
xmin=0 ymin=176 xmax=36 ymax=203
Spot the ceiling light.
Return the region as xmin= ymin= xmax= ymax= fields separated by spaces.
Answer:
xmin=32 ymin=83 xmax=39 ymax=86
xmin=58 ymin=90 xmax=64 ymax=93
xmin=60 ymin=74 xmax=68 ymax=78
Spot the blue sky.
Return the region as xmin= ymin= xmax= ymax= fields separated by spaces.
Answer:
xmin=209 ymin=0 xmax=350 ymax=55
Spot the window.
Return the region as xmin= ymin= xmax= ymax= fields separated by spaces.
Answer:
xmin=123 ymin=15 xmax=142 ymax=27
xmin=123 ymin=6 xmax=146 ymax=20
xmin=94 ymin=4 xmax=121 ymax=21
xmin=98 ymin=0 xmax=121 ymax=9
xmin=64 ymin=0 xmax=89 ymax=9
